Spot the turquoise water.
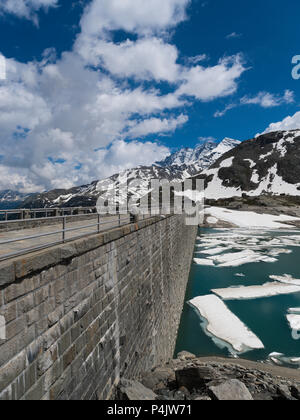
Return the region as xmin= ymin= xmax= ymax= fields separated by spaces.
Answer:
xmin=175 ymin=228 xmax=300 ymax=365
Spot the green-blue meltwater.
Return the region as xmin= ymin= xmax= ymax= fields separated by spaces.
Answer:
xmin=175 ymin=228 xmax=300 ymax=367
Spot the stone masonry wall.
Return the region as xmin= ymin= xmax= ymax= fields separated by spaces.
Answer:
xmin=0 ymin=215 xmax=197 ymax=400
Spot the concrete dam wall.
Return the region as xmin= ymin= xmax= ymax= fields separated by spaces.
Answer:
xmin=0 ymin=215 xmax=197 ymax=400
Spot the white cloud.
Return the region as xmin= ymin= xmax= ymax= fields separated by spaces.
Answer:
xmin=262 ymin=111 xmax=300 ymax=134
xmin=241 ymin=90 xmax=295 ymax=108
xmin=0 ymin=0 xmax=58 ymax=24
xmin=214 ymin=103 xmax=237 ymax=118
xmin=177 ymin=55 xmax=246 ymax=101
xmin=0 ymin=51 xmax=182 ymax=192
xmin=76 ymin=37 xmax=180 ymax=82
xmin=226 ymin=32 xmax=242 ymax=39
xmin=215 ymin=89 xmax=295 ymax=118
xmin=185 ymin=54 xmax=208 ymax=64
xmin=0 ymin=0 xmax=249 ymax=193
xmin=127 ymin=114 xmax=188 ymax=137
xmin=79 ymin=0 xmax=191 ymax=37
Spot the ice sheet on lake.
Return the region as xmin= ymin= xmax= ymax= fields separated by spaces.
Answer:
xmin=268 ymin=352 xmax=300 ymax=367
xmin=201 ymin=247 xmax=228 ymax=256
xmin=288 ymin=308 xmax=300 ymax=314
xmin=193 ymin=258 xmax=215 ymax=266
xmin=207 ymin=250 xmax=277 ymax=267
xmin=286 ymin=314 xmax=300 ymax=331
xmin=189 ymin=295 xmax=264 ymax=355
xmin=195 ymin=229 xmax=300 ymax=269
xmin=269 ymin=274 xmax=300 ymax=286
xmin=212 ymin=282 xmax=300 ymax=300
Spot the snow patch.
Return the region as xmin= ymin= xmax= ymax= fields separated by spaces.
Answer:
xmin=206 ymin=207 xmax=300 ymax=229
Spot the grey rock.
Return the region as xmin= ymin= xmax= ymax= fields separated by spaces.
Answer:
xmin=276 ymin=385 xmax=296 ymax=401
xmin=208 ymin=379 xmax=253 ymax=401
xmin=176 ymin=366 xmax=218 ymax=391
xmin=141 ymin=367 xmax=176 ymax=390
xmin=177 ymin=351 xmax=196 ymax=361
xmin=117 ymin=379 xmax=157 ymax=401
xmin=291 ymin=385 xmax=300 ymax=400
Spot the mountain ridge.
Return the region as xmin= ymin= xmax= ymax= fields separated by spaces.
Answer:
xmin=19 ymin=137 xmax=240 ymax=208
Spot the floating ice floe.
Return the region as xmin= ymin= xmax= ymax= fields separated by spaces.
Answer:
xmin=268 ymin=352 xmax=300 ymax=368
xmin=212 ymin=282 xmax=300 ymax=300
xmin=207 ymin=250 xmax=277 ymax=267
xmin=286 ymin=314 xmax=300 ymax=331
xmin=206 ymin=216 xmax=218 ymax=224
xmin=268 ymin=249 xmax=292 ymax=257
xmin=201 ymin=247 xmax=229 ymax=256
xmin=193 ymin=258 xmax=215 ymax=266
xmin=189 ymin=295 xmax=264 ymax=355
xmin=269 ymin=274 xmax=300 ymax=286
xmin=235 ymin=273 xmax=246 ymax=277
xmin=288 ymin=308 xmax=300 ymax=314
xmin=194 ymin=250 xmax=277 ymax=268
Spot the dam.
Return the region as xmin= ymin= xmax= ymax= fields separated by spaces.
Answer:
xmin=0 ymin=211 xmax=197 ymax=400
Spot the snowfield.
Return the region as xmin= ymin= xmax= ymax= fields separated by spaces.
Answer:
xmin=189 ymin=295 xmax=264 ymax=354
xmin=205 ymin=207 xmax=300 ymax=229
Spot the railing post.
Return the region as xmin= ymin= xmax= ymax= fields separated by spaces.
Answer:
xmin=97 ymin=214 xmax=100 ymax=233
xmin=62 ymin=216 xmax=66 ymax=243
xmin=119 ymin=213 xmax=121 ymax=227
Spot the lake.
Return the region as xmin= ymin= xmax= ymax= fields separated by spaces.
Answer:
xmin=175 ymin=228 xmax=300 ymax=368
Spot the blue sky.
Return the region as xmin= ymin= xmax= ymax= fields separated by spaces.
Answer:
xmin=0 ymin=0 xmax=299 ymax=192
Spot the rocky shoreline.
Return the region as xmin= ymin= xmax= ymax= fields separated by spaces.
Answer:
xmin=116 ymin=353 xmax=300 ymax=401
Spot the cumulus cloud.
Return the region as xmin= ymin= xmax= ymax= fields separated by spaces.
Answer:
xmin=0 ymin=50 xmax=183 ymax=192
xmin=262 ymin=111 xmax=300 ymax=134
xmin=76 ymin=37 xmax=180 ymax=82
xmin=127 ymin=114 xmax=188 ymax=138
xmin=0 ymin=0 xmax=249 ymax=192
xmin=79 ymin=0 xmax=191 ymax=37
xmin=0 ymin=0 xmax=58 ymax=24
xmin=177 ymin=55 xmax=246 ymax=101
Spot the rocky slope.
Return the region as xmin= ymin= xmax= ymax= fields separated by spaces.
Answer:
xmin=198 ymin=130 xmax=300 ymax=200
xmin=116 ymin=352 xmax=300 ymax=401
xmin=20 ymin=138 xmax=240 ymax=208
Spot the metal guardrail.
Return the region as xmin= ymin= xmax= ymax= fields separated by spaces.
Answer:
xmin=0 ymin=211 xmax=153 ymax=262
xmin=0 ymin=206 xmax=96 ymax=222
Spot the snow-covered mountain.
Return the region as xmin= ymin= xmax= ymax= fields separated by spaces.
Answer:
xmin=197 ymin=130 xmax=300 ymax=200
xmin=0 ymin=190 xmax=32 ymax=210
xmin=156 ymin=138 xmax=240 ymax=172
xmin=21 ymin=138 xmax=240 ymax=208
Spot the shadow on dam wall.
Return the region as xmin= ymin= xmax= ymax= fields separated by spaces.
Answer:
xmin=0 ymin=214 xmax=197 ymax=400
